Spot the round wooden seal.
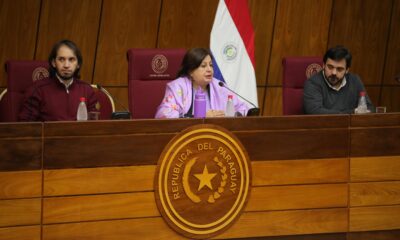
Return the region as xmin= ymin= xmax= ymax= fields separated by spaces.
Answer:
xmin=155 ymin=124 xmax=252 ymax=239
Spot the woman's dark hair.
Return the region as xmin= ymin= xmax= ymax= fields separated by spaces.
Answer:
xmin=323 ymin=45 xmax=352 ymax=68
xmin=48 ymin=39 xmax=83 ymax=78
xmin=177 ymin=48 xmax=212 ymax=78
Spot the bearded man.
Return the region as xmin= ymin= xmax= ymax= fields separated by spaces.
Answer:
xmin=19 ymin=40 xmax=97 ymax=121
xmin=303 ymin=46 xmax=374 ymax=114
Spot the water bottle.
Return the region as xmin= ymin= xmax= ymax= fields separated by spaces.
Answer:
xmin=194 ymin=90 xmax=206 ymax=118
xmin=77 ymin=97 xmax=88 ymax=121
xmin=225 ymin=95 xmax=235 ymax=117
xmin=355 ymin=91 xmax=368 ymax=114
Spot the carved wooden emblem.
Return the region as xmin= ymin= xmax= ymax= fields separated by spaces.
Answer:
xmin=155 ymin=124 xmax=251 ymax=239
xmin=305 ymin=63 xmax=323 ymax=78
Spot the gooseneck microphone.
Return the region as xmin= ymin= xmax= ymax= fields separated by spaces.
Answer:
xmin=96 ymin=84 xmax=131 ymax=119
xmin=218 ymin=81 xmax=260 ymax=116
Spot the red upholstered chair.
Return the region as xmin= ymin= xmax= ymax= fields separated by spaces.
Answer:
xmin=282 ymin=57 xmax=323 ymax=115
xmin=0 ymin=60 xmax=49 ymax=122
xmin=127 ymin=48 xmax=186 ymax=118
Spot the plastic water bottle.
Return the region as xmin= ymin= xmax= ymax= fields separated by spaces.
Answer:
xmin=77 ymin=97 xmax=88 ymax=121
xmin=225 ymin=95 xmax=235 ymax=117
xmin=194 ymin=90 xmax=206 ymax=118
xmin=355 ymin=91 xmax=368 ymax=114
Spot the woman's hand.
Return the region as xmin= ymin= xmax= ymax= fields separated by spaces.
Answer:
xmin=206 ymin=110 xmax=225 ymax=117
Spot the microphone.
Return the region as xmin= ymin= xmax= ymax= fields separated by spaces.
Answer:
xmin=218 ymin=81 xmax=260 ymax=116
xmin=96 ymin=84 xmax=131 ymax=119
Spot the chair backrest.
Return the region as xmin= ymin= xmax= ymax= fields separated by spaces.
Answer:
xmin=0 ymin=60 xmax=49 ymax=122
xmin=127 ymin=48 xmax=186 ymax=119
xmin=91 ymin=84 xmax=115 ymax=120
xmin=282 ymin=57 xmax=323 ymax=115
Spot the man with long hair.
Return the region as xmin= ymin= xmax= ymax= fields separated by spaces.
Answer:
xmin=19 ymin=40 xmax=97 ymax=121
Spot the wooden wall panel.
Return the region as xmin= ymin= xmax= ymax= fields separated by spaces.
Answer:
xmin=42 ymin=210 xmax=347 ymax=240
xmin=44 ymin=165 xmax=155 ymax=196
xmin=263 ymin=87 xmax=282 ymax=115
xmin=0 ymin=225 xmax=41 ymax=240
xmin=350 ymin=205 xmax=400 ymax=232
xmin=328 ymin=0 xmax=392 ymax=85
xmin=0 ymin=123 xmax=42 ymax=171
xmin=348 ymin=230 xmax=400 ymax=240
xmin=252 ymin=159 xmax=348 ymax=186
xmin=106 ymin=87 xmax=129 ymax=111
xmin=35 ymin=0 xmax=102 ymax=83
xmin=0 ymin=198 xmax=41 ymax=227
xmin=43 ymin=217 xmax=184 ymax=240
xmin=93 ymin=0 xmax=161 ymax=87
xmin=350 ymin=181 xmax=400 ymax=207
xmin=248 ymin=0 xmax=277 ymax=87
xmin=267 ymin=0 xmax=332 ymax=86
xmin=247 ymin=184 xmax=347 ymax=211
xmin=219 ymin=209 xmax=348 ymax=238
xmin=43 ymin=192 xmax=159 ymax=224
xmin=0 ymin=0 xmax=41 ymax=87
xmin=0 ymin=171 xmax=42 ymax=199
xmin=157 ymin=0 xmax=218 ymax=48
xmin=383 ymin=0 xmax=400 ymax=86
xmin=381 ymin=86 xmax=400 ymax=113
xmin=351 ymin=127 xmax=400 ymax=157
xmin=351 ymin=156 xmax=400 ymax=182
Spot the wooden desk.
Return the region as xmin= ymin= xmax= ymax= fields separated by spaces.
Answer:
xmin=0 ymin=114 xmax=399 ymax=239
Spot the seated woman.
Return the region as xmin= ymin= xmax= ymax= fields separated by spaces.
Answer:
xmin=155 ymin=48 xmax=249 ymax=118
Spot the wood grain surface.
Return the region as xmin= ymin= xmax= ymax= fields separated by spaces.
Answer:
xmin=0 ymin=170 xmax=42 ymax=199
xmin=0 ymin=198 xmax=41 ymax=227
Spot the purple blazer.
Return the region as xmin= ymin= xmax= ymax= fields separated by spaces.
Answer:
xmin=155 ymin=77 xmax=249 ymax=118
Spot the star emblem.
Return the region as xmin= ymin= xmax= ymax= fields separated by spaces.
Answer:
xmin=194 ymin=165 xmax=217 ymax=191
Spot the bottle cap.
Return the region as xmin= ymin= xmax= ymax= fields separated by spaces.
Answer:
xmin=228 ymin=95 xmax=233 ymax=99
xmin=359 ymin=91 xmax=366 ymax=96
xmin=80 ymin=97 xmax=86 ymax=102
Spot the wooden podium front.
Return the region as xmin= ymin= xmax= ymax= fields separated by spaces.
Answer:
xmin=0 ymin=114 xmax=399 ymax=239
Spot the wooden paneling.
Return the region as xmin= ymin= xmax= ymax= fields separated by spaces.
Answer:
xmin=43 ymin=192 xmax=159 ymax=224
xmin=0 ymin=123 xmax=42 ymax=171
xmin=0 ymin=198 xmax=41 ymax=227
xmin=94 ymin=0 xmax=161 ymax=86
xmin=380 ymin=86 xmax=400 ymax=113
xmin=106 ymin=87 xmax=129 ymax=112
xmin=219 ymin=209 xmax=348 ymax=238
xmin=252 ymin=158 xmax=348 ymax=186
xmin=0 ymin=0 xmax=41 ymax=86
xmin=351 ymin=156 xmax=400 ymax=182
xmin=351 ymin=127 xmax=400 ymax=157
xmin=257 ymin=86 xmax=266 ymax=114
xmin=247 ymin=184 xmax=347 ymax=211
xmin=0 ymin=225 xmax=41 ymax=240
xmin=383 ymin=0 xmax=400 ymax=86
xmin=44 ymin=165 xmax=155 ymax=196
xmin=42 ymin=209 xmax=347 ymax=240
xmin=348 ymin=230 xmax=400 ymax=240
xmin=35 ymin=0 xmax=102 ymax=83
xmin=263 ymin=87 xmax=282 ymax=115
xmin=157 ymin=0 xmax=218 ymax=48
xmin=328 ymin=0 xmax=392 ymax=85
xmin=238 ymin=128 xmax=348 ymax=160
xmin=350 ymin=205 xmax=400 ymax=232
xmin=267 ymin=0 xmax=332 ymax=86
xmin=44 ymin=133 xmax=173 ymax=168
xmin=350 ymin=181 xmax=400 ymax=207
xmin=248 ymin=0 xmax=277 ymax=86
xmin=42 ymin=183 xmax=347 ymax=224
xmin=0 ymin=170 xmax=41 ymax=199
xmin=42 ymin=217 xmax=183 ymax=240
